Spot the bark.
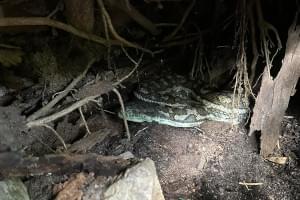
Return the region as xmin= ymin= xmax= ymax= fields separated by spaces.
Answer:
xmin=249 ymin=18 xmax=300 ymax=156
xmin=0 ymin=152 xmax=132 ymax=179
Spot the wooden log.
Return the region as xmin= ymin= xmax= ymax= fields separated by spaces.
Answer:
xmin=249 ymin=18 xmax=300 ymax=156
xmin=0 ymin=152 xmax=132 ymax=180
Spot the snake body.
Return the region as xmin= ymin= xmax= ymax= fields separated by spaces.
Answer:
xmin=119 ymin=73 xmax=249 ymax=127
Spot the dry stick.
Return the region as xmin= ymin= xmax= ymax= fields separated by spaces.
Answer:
xmin=121 ymin=46 xmax=139 ymax=65
xmin=32 ymin=135 xmax=57 ymax=153
xmin=112 ymin=52 xmax=144 ymax=86
xmin=27 ymin=57 xmax=143 ymax=140
xmin=27 ymin=54 xmax=143 ymax=141
xmin=0 ymin=153 xmax=131 ymax=178
xmin=111 ymin=51 xmax=145 ymax=140
xmin=111 ymin=52 xmax=145 ymax=140
xmin=238 ymin=182 xmax=263 ymax=186
xmin=96 ymin=0 xmax=153 ymax=54
xmin=47 ymin=0 xmax=64 ymax=18
xmin=112 ymin=88 xmax=130 ymax=140
xmin=27 ymin=89 xmax=130 ymax=140
xmin=79 ymin=107 xmax=92 ymax=135
xmin=27 ymin=59 xmax=95 ymax=121
xmin=163 ymin=0 xmax=195 ymax=42
xmin=26 ymin=94 xmax=102 ymax=128
xmin=239 ymin=182 xmax=263 ymax=191
xmin=100 ymin=9 xmax=137 ymax=140
xmin=40 ymin=124 xmax=67 ymax=150
xmin=27 ymin=86 xmax=133 ymax=141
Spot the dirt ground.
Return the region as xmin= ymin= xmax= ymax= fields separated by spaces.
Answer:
xmin=1 ymin=84 xmax=300 ymax=200
xmin=0 ymin=1 xmax=299 ymax=199
xmin=87 ymin=98 xmax=300 ymax=199
xmin=113 ymin=118 xmax=300 ymax=200
xmin=102 ymin=92 xmax=300 ymax=199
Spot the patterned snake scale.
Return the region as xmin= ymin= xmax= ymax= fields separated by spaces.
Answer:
xmin=118 ymin=72 xmax=249 ymax=127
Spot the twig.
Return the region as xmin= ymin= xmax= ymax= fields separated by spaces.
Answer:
xmin=112 ymin=52 xmax=144 ymax=86
xmin=121 ymin=46 xmax=139 ymax=65
xmin=30 ymin=133 xmax=57 ymax=153
xmin=27 ymin=80 xmax=114 ymax=127
xmin=163 ymin=0 xmax=195 ymax=41
xmin=47 ymin=0 xmax=64 ymax=18
xmin=0 ymin=17 xmax=120 ymax=47
xmin=39 ymin=124 xmax=67 ymax=150
xmin=238 ymin=182 xmax=263 ymax=190
xmin=27 ymin=59 xmax=95 ymax=121
xmin=52 ymin=89 xmax=78 ymax=99
xmin=112 ymin=88 xmax=130 ymax=140
xmin=26 ymin=94 xmax=102 ymax=128
xmin=79 ymin=107 xmax=91 ymax=135
xmin=239 ymin=182 xmax=264 ymax=186
xmin=135 ymin=126 xmax=149 ymax=136
xmin=97 ymin=0 xmax=153 ymax=54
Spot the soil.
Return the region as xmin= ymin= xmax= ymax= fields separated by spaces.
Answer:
xmin=0 ymin=1 xmax=298 ymax=199
xmin=113 ymin=118 xmax=300 ymax=200
xmin=1 ymin=76 xmax=300 ymax=200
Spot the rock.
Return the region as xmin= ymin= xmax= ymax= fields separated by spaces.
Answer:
xmin=104 ymin=158 xmax=165 ymax=200
xmin=0 ymin=179 xmax=30 ymax=200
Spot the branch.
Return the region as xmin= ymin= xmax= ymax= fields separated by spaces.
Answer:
xmin=27 ymin=59 xmax=95 ymax=121
xmin=97 ymin=0 xmax=153 ymax=54
xmin=0 ymin=17 xmax=120 ymax=46
xmin=104 ymin=0 xmax=160 ymax=35
xmin=163 ymin=0 xmax=195 ymax=41
xmin=26 ymin=80 xmax=114 ymax=127
xmin=0 ymin=17 xmax=152 ymax=53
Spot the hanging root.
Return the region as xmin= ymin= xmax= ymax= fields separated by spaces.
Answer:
xmin=232 ymin=0 xmax=254 ymax=122
xmin=97 ymin=0 xmax=152 ymax=54
xmin=233 ymin=0 xmax=282 ymax=125
xmin=254 ymin=0 xmax=282 ymax=77
xmin=233 ymin=0 xmax=252 ymax=97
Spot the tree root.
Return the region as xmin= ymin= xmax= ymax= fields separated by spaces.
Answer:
xmin=163 ymin=0 xmax=195 ymax=41
xmin=0 ymin=17 xmax=152 ymax=54
xmin=97 ymin=0 xmax=153 ymax=54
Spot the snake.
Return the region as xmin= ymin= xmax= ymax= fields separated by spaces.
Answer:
xmin=118 ymin=72 xmax=249 ymax=127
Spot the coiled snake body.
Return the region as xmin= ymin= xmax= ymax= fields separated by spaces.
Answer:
xmin=119 ymin=73 xmax=249 ymax=127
